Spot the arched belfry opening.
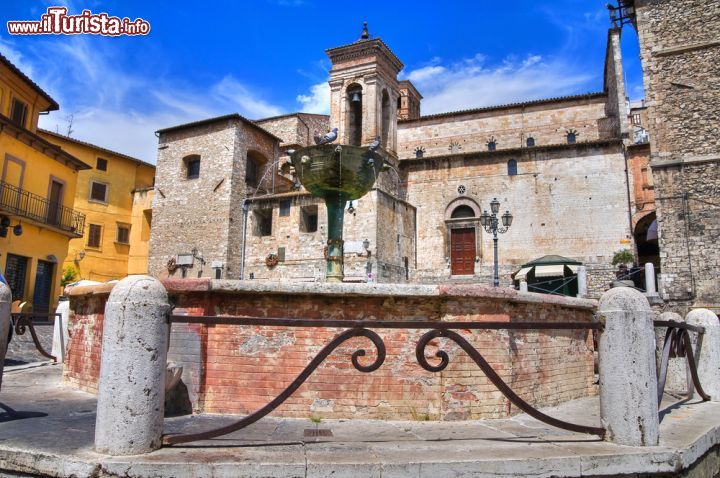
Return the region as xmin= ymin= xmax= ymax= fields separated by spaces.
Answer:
xmin=381 ymin=89 xmax=391 ymax=149
xmin=346 ymin=83 xmax=363 ymax=146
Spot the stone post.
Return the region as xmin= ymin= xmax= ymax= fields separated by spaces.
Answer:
xmin=577 ymin=266 xmax=588 ymax=298
xmin=598 ymin=287 xmax=659 ymax=446
xmin=644 ymin=263 xmax=658 ymax=296
xmin=0 ymin=283 xmax=11 ymax=391
xmin=95 ymin=276 xmax=170 ymax=456
xmin=52 ymin=298 xmax=70 ymax=363
xmin=686 ymin=309 xmax=720 ymax=402
xmin=519 ymin=280 xmax=528 ymax=293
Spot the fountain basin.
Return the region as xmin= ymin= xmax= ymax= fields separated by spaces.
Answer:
xmin=291 ymin=144 xmax=384 ymax=201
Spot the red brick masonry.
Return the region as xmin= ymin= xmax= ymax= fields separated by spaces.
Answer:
xmin=65 ymin=279 xmax=598 ymax=420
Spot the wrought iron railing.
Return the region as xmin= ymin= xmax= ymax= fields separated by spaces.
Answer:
xmin=162 ymin=316 xmax=605 ymax=445
xmin=9 ymin=312 xmax=60 ymax=362
xmin=0 ymin=180 xmax=85 ymax=236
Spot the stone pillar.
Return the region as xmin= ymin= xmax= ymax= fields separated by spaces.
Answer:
xmin=95 ymin=276 xmax=170 ymax=455
xmin=686 ymin=309 xmax=720 ymax=402
xmin=577 ymin=266 xmax=588 ymax=298
xmin=52 ymin=298 xmax=70 ymax=362
xmin=519 ymin=280 xmax=528 ymax=293
xmin=644 ymin=263 xmax=658 ymax=297
xmin=598 ymin=287 xmax=659 ymax=446
xmin=0 ymin=283 xmax=11 ymax=391
xmin=655 ymin=311 xmax=687 ymax=395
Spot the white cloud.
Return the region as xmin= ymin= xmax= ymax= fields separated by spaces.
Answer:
xmin=402 ymin=53 xmax=596 ymax=115
xmin=297 ymin=82 xmax=330 ymax=114
xmin=0 ymin=34 xmax=286 ymax=164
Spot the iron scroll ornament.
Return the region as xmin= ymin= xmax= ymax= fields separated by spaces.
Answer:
xmin=162 ymin=328 xmax=385 ymax=445
xmin=416 ymin=329 xmax=606 ymax=437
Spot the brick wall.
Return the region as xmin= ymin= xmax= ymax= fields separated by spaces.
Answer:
xmin=64 ymin=280 xmax=598 ymax=421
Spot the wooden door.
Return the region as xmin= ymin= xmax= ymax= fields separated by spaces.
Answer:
xmin=451 ymin=228 xmax=476 ymax=275
xmin=33 ymin=259 xmax=55 ymax=314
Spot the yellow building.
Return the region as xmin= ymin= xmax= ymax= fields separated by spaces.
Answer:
xmin=0 ymin=53 xmax=90 ymax=313
xmin=37 ymin=130 xmax=155 ymax=281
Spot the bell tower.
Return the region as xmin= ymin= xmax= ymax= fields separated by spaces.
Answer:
xmin=326 ymin=23 xmax=403 ymax=156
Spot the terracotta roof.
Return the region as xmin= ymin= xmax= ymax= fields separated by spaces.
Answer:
xmin=399 ymin=138 xmax=623 ymax=164
xmin=0 ymin=114 xmax=90 ymax=170
xmin=399 ymin=92 xmax=606 ymax=124
xmin=156 ymin=113 xmax=283 ymax=141
xmin=38 ymin=129 xmax=155 ymax=168
xmin=0 ymin=52 xmax=59 ymax=112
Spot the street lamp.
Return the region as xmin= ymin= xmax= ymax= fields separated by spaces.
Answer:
xmin=479 ymin=198 xmax=513 ymax=287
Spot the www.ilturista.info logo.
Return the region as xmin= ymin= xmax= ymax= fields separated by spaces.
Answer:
xmin=7 ymin=7 xmax=150 ymax=36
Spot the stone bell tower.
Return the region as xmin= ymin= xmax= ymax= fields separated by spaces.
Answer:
xmin=325 ymin=22 xmax=403 ymax=157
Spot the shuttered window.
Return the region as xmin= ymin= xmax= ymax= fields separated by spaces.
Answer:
xmin=87 ymin=224 xmax=102 ymax=248
xmin=90 ymin=181 xmax=108 ymax=202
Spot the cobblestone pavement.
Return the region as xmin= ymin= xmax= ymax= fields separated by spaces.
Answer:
xmin=3 ymin=322 xmax=55 ymax=366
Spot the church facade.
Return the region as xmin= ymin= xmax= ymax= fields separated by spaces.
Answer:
xmin=149 ymin=25 xmax=645 ymax=299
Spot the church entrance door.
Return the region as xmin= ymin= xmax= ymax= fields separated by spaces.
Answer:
xmin=451 ymin=228 xmax=475 ymax=275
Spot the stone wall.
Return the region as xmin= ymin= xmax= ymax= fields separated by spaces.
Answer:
xmin=632 ymin=0 xmax=720 ymax=310
xmin=255 ymin=113 xmax=330 ymax=148
xmin=64 ymin=280 xmax=598 ymax=421
xmin=242 ymin=189 xmax=415 ymax=283
xmin=397 ymin=95 xmax=608 ymax=160
xmin=402 ymin=142 xmax=632 ymax=288
xmin=150 ymin=117 xmax=278 ymax=281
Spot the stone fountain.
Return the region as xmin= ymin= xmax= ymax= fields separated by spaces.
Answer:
xmin=290 ymin=143 xmax=385 ymax=282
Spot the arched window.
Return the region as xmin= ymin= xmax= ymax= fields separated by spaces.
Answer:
xmin=526 ymin=137 xmax=535 ymax=147
xmin=451 ymin=205 xmax=476 ymax=219
xmin=346 ymin=84 xmax=363 ymax=146
xmin=566 ymin=131 xmax=577 ymax=144
xmin=487 ymin=139 xmax=497 ymax=151
xmin=184 ymin=155 xmax=200 ymax=180
xmin=381 ymin=89 xmax=391 ymax=149
xmin=507 ymin=159 xmax=518 ymax=176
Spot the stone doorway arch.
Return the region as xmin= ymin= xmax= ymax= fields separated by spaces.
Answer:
xmin=445 ymin=198 xmax=481 ymax=275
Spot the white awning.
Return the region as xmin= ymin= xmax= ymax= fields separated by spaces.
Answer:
xmin=534 ymin=264 xmax=566 ymax=278
xmin=514 ymin=267 xmax=532 ymax=281
xmin=567 ymin=265 xmax=579 ymax=274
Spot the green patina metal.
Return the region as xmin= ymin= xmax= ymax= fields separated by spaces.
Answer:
xmin=291 ymin=144 xmax=385 ymax=282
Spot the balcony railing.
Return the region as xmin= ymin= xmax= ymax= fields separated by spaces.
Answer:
xmin=0 ymin=180 xmax=85 ymax=237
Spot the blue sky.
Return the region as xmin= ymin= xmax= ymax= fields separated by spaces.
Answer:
xmin=1 ymin=1 xmax=643 ymax=163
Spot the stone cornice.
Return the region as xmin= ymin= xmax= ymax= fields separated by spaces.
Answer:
xmin=326 ymin=38 xmax=403 ymax=73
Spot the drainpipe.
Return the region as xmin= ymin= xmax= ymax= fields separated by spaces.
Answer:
xmin=240 ymin=198 xmax=250 ymax=280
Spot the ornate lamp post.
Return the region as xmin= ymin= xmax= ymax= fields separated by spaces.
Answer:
xmin=480 ymin=198 xmax=513 ymax=287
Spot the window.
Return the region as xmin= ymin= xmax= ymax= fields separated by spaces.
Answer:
xmin=87 ymin=224 xmax=102 ymax=248
xmin=96 ymin=158 xmax=108 ymax=171
xmin=116 ymin=224 xmax=130 ymax=244
xmin=90 ymin=181 xmax=108 ymax=202
xmin=487 ymin=140 xmax=497 ymax=151
xmin=300 ymin=205 xmax=318 ymax=233
xmin=279 ymin=199 xmax=291 ymax=217
xmin=526 ymin=137 xmax=535 ymax=147
xmin=246 ymin=151 xmax=266 ymax=188
xmin=632 ymin=114 xmax=642 ymax=125
xmin=254 ymin=209 xmax=272 ymax=236
xmin=185 ymin=155 xmax=200 ymax=179
xmin=10 ymin=99 xmax=28 ymax=128
xmin=278 ymin=247 xmax=286 ymax=262
xmin=451 ymin=205 xmax=475 ymax=219
xmin=566 ymin=131 xmax=577 ymax=144
xmin=4 ymin=253 xmax=28 ymax=301
xmin=508 ymin=159 xmax=518 ymax=176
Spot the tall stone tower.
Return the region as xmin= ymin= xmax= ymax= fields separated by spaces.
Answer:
xmin=325 ymin=23 xmax=403 ymax=157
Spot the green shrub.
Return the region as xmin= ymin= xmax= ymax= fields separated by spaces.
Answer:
xmin=611 ymin=249 xmax=634 ymax=266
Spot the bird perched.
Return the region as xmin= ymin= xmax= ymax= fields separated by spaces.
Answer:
xmin=368 ymin=136 xmax=381 ymax=151
xmin=314 ymin=128 xmax=338 ymax=145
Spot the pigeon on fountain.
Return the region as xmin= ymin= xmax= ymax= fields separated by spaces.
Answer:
xmin=314 ymin=128 xmax=339 ymax=145
xmin=368 ymin=136 xmax=381 ymax=151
